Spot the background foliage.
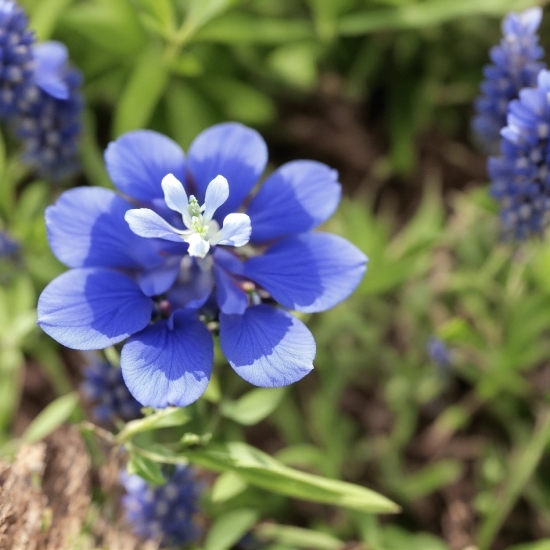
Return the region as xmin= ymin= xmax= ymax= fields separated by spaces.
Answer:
xmin=2 ymin=0 xmax=550 ymax=549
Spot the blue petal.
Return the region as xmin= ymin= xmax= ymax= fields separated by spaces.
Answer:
xmin=187 ymin=123 xmax=267 ymax=220
xmin=121 ymin=310 xmax=213 ymax=407
xmin=37 ymin=268 xmax=153 ymax=350
xmin=137 ymin=259 xmax=181 ymax=297
xmin=166 ymin=270 xmax=214 ymax=310
xmin=214 ymin=266 xmax=248 ymax=315
xmin=46 ymin=187 xmax=165 ymax=270
xmin=219 ymin=305 xmax=315 ymax=387
xmin=244 ymin=233 xmax=367 ymax=313
xmin=213 ymin=248 xmax=247 ymax=314
xmin=33 ymin=41 xmax=69 ymax=100
xmin=247 ymin=160 xmax=341 ymax=242
xmin=105 ymin=131 xmax=186 ymax=203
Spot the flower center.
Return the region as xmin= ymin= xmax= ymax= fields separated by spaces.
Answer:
xmin=125 ymin=174 xmax=252 ymax=259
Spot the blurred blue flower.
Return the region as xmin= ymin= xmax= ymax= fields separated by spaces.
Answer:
xmin=427 ymin=337 xmax=451 ymax=369
xmin=121 ymin=465 xmax=202 ymax=547
xmin=37 ymin=123 xmax=368 ymax=408
xmin=473 ymin=7 xmax=545 ymax=152
xmin=14 ymin=41 xmax=83 ymax=179
xmin=81 ymin=354 xmax=142 ymax=423
xmin=0 ymin=230 xmax=19 ymax=257
xmin=489 ymin=70 xmax=550 ymax=238
xmin=0 ymin=0 xmax=35 ymax=119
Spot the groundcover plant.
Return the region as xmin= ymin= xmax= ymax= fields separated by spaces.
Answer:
xmin=2 ymin=1 xmax=550 ymax=549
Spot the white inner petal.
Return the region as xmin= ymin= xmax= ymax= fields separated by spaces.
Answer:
xmin=162 ymin=174 xmax=189 ymax=217
xmin=186 ymin=232 xmax=210 ymax=258
xmin=209 ymin=213 xmax=252 ymax=247
xmin=203 ymin=175 xmax=229 ymax=222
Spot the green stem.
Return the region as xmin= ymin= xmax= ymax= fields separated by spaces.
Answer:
xmin=478 ymin=408 xmax=550 ymax=550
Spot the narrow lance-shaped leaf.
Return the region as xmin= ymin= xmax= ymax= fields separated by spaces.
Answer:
xmin=338 ymin=0 xmax=537 ymax=36
xmin=117 ymin=407 xmax=190 ymax=443
xmin=113 ymin=45 xmax=168 ymax=136
xmin=204 ymin=509 xmax=259 ymax=550
xmin=134 ymin=441 xmax=400 ymax=514
xmin=22 ymin=392 xmax=79 ymax=444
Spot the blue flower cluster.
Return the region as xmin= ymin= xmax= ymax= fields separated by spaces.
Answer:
xmin=0 ymin=230 xmax=19 ymax=258
xmin=81 ymin=354 xmax=142 ymax=423
xmin=15 ymin=48 xmax=83 ymax=180
xmin=489 ymin=70 xmax=550 ymax=238
xmin=0 ymin=0 xmax=34 ymax=118
xmin=427 ymin=337 xmax=451 ymax=369
xmin=37 ymin=123 xmax=367 ymax=408
xmin=473 ymin=7 xmax=545 ymax=153
xmin=121 ymin=466 xmax=202 ymax=546
xmin=0 ymin=1 xmax=82 ymax=179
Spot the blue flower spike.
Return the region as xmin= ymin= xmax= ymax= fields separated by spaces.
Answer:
xmin=80 ymin=353 xmax=142 ymax=424
xmin=15 ymin=40 xmax=83 ymax=180
xmin=0 ymin=230 xmax=19 ymax=258
xmin=0 ymin=2 xmax=83 ymax=179
xmin=473 ymin=7 xmax=545 ymax=152
xmin=37 ymin=122 xmax=368 ymax=408
xmin=489 ymin=69 xmax=550 ymax=238
xmin=121 ymin=465 xmax=202 ymax=547
xmin=0 ymin=0 xmax=35 ymax=119
xmin=427 ymin=337 xmax=451 ymax=368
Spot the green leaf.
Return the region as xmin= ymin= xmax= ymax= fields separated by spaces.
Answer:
xmin=165 ymin=81 xmax=217 ymax=149
xmin=2 ymin=310 xmax=37 ymax=348
xmin=180 ymin=442 xmax=399 ymax=513
xmin=194 ymin=13 xmax=314 ymax=44
xmin=327 ymin=198 xmax=409 ymax=295
xmin=134 ymin=0 xmax=175 ymax=35
xmin=0 ymin=347 xmax=24 ymax=433
xmin=60 ymin=0 xmax=146 ymax=55
xmin=205 ymin=508 xmax=259 ymax=550
xmin=180 ymin=432 xmax=212 ymax=447
xmin=256 ymin=524 xmax=345 ymax=550
xmin=117 ymin=407 xmax=190 ymax=443
xmin=507 ymin=541 xmax=550 ymax=550
xmin=80 ymin=110 xmax=114 ymax=190
xmin=305 ymin=0 xmax=354 ymax=41
xmin=268 ymin=43 xmax=319 ymax=90
xmin=22 ymin=392 xmax=79 ymax=444
xmin=401 ymin=460 xmax=463 ymax=500
xmin=179 ymin=0 xmax=243 ymax=43
xmin=128 ymin=453 xmax=166 ymax=485
xmin=338 ymin=0 xmax=536 ymax=36
xmin=382 ymin=526 xmax=450 ymax=550
xmin=220 ymin=388 xmax=285 ymax=426
xmin=5 ymin=274 xmax=35 ymax=317
xmin=202 ymin=76 xmax=276 ymax=125
xmin=113 ymin=45 xmax=168 ymax=136
xmin=390 ymin=183 xmax=444 ymax=258
xmin=168 ymin=53 xmax=203 ymax=77
xmin=211 ymin=471 xmax=248 ymax=502
xmin=29 ymin=0 xmax=74 ymax=40
xmin=478 ymin=411 xmax=550 ymax=549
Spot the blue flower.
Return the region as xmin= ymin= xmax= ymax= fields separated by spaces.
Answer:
xmin=427 ymin=337 xmax=451 ymax=369
xmin=37 ymin=123 xmax=368 ymax=407
xmin=0 ymin=0 xmax=35 ymax=119
xmin=14 ymin=41 xmax=83 ymax=180
xmin=489 ymin=70 xmax=550 ymax=238
xmin=81 ymin=353 xmax=142 ymax=423
xmin=121 ymin=465 xmax=202 ymax=546
xmin=473 ymin=7 xmax=545 ymax=152
xmin=0 ymin=230 xmax=19 ymax=258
